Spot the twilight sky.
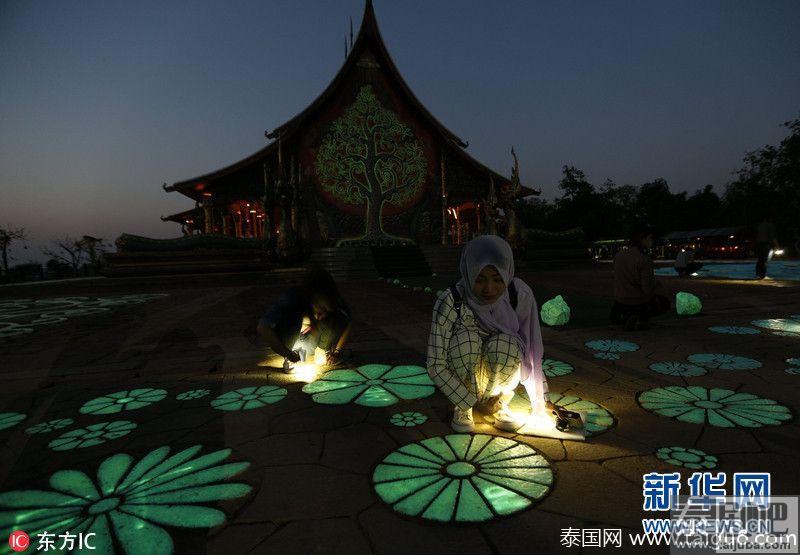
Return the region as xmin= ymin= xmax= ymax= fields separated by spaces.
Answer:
xmin=1 ymin=0 xmax=799 ymax=263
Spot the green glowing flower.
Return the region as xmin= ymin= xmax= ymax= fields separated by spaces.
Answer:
xmin=211 ymin=385 xmax=286 ymax=411
xmin=0 ymin=323 xmax=33 ymax=338
xmin=772 ymin=331 xmax=800 ymax=337
xmin=787 ymin=358 xmax=800 ymax=366
xmin=0 ymin=445 xmax=251 ymax=554
xmin=585 ymin=339 xmax=639 ymax=353
xmin=638 ymin=386 xmax=791 ymax=428
xmin=80 ymin=388 xmax=168 ymax=415
xmin=390 ymin=412 xmax=428 ymax=427
xmin=686 ymin=353 xmax=761 ymax=371
xmin=176 ymin=389 xmax=211 ymax=401
xmin=708 ymin=326 xmax=760 ymax=335
xmin=545 ymin=393 xmax=615 ymax=436
xmin=48 ymin=421 xmax=137 ymax=451
xmin=303 ymin=364 xmax=435 ymax=407
xmin=655 ymin=447 xmax=718 ymax=469
xmin=594 ymin=352 xmax=620 ymax=360
xmin=649 ymin=362 xmax=707 ymax=377
xmin=25 ymin=419 xmax=74 ymax=435
xmin=752 ymin=319 xmax=800 ymax=335
xmin=542 ymin=359 xmax=574 ymax=377
xmin=0 ymin=412 xmax=26 ymax=431
xmin=373 ymin=434 xmax=552 ymax=522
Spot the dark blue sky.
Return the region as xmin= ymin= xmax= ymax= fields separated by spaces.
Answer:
xmin=1 ymin=0 xmax=799 ymax=262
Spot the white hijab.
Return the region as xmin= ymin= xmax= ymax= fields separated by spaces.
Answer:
xmin=456 ymin=235 xmax=547 ymax=405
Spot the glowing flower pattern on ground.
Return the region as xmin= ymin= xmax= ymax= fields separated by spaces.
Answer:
xmin=656 ymin=447 xmax=718 ymax=469
xmin=211 ymin=386 xmax=287 ymax=411
xmin=0 ymin=412 xmax=26 ymax=431
xmin=593 ymin=352 xmax=620 ymax=360
xmin=751 ymin=319 xmax=800 ymax=336
xmin=638 ymin=386 xmax=791 ymax=428
xmin=80 ymin=389 xmax=168 ymax=415
xmin=542 ymin=359 xmax=574 ymax=377
xmin=498 ymin=389 xmax=615 ymax=437
xmin=585 ymin=339 xmax=639 ymax=353
xmin=176 ymin=389 xmax=211 ymax=401
xmin=25 ymin=419 xmax=74 ymax=435
xmin=787 ymin=358 xmax=800 ymax=366
xmin=303 ymin=364 xmax=435 ymax=407
xmin=785 ymin=367 xmax=800 ymax=375
xmin=0 ymin=445 xmax=252 ymax=554
xmin=649 ymin=362 xmax=707 ymax=377
xmin=373 ymin=434 xmax=552 ymax=522
xmin=390 ymin=412 xmax=428 ymax=427
xmin=48 ymin=421 xmax=137 ymax=451
xmin=708 ymin=326 xmax=760 ymax=335
xmin=686 ymin=353 xmax=762 ymax=371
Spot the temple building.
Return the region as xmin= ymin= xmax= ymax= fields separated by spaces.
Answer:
xmin=161 ymin=0 xmax=535 ymax=256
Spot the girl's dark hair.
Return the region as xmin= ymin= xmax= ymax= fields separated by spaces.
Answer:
xmin=304 ymin=267 xmax=340 ymax=303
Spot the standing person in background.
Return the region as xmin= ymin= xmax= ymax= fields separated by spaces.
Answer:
xmin=610 ymin=224 xmax=670 ymax=330
xmin=755 ymin=218 xmax=779 ymax=279
xmin=674 ymin=248 xmax=702 ymax=277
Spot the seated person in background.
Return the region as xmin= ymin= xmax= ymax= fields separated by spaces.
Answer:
xmin=257 ymin=268 xmax=351 ymax=371
xmin=610 ymin=224 xmax=670 ymax=330
xmin=674 ymin=248 xmax=703 ymax=277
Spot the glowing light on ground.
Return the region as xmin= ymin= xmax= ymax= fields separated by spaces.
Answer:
xmin=211 ymin=386 xmax=287 ymax=411
xmin=373 ymin=434 xmax=553 ymax=522
xmin=176 ymin=389 xmax=211 ymax=401
xmin=542 ymin=359 xmax=574 ymax=377
xmin=686 ymin=353 xmax=762 ymax=371
xmin=638 ymin=386 xmax=791 ymax=428
xmin=752 ymin=319 xmax=800 ymax=336
xmin=0 ymin=412 xmax=26 ymax=431
xmin=302 ymin=364 xmax=435 ymax=407
xmin=80 ymin=389 xmax=168 ymax=415
xmin=389 ymin=412 xmax=427 ymax=427
xmin=656 ymin=447 xmax=718 ymax=469
xmin=48 ymin=421 xmax=137 ymax=451
xmin=708 ymin=326 xmax=760 ymax=335
xmin=0 ymin=445 xmax=252 ymax=554
xmin=25 ymin=418 xmax=74 ymax=435
xmin=585 ymin=339 xmax=639 ymax=360
xmin=649 ymin=362 xmax=707 ymax=377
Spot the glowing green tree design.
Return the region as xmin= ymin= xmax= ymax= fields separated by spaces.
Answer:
xmin=686 ymin=354 xmax=761 ymax=371
xmin=649 ymin=362 xmax=707 ymax=377
xmin=655 ymin=447 xmax=718 ymax=469
xmin=48 ymin=421 xmax=137 ymax=451
xmin=390 ymin=412 xmax=428 ymax=427
xmin=176 ymin=389 xmax=211 ymax=401
xmin=0 ymin=412 xmax=26 ymax=431
xmin=25 ymin=419 xmax=74 ymax=435
xmin=315 ymin=85 xmax=427 ymax=245
xmin=80 ymin=389 xmax=167 ymax=415
xmin=638 ymin=386 xmax=791 ymax=428
xmin=708 ymin=326 xmax=760 ymax=335
xmin=542 ymin=359 xmax=574 ymax=377
xmin=0 ymin=445 xmax=252 ymax=554
xmin=302 ymin=364 xmax=435 ymax=407
xmin=373 ymin=434 xmax=552 ymax=522
xmin=211 ymin=386 xmax=287 ymax=411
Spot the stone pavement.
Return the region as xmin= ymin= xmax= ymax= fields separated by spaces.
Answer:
xmin=0 ymin=263 xmax=798 ymax=554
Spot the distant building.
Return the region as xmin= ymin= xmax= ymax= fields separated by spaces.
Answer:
xmin=161 ymin=1 xmax=535 ymax=250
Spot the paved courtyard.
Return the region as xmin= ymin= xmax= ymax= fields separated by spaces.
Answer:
xmin=0 ymin=262 xmax=798 ymax=554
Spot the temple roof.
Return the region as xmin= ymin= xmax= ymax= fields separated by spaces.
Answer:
xmin=166 ymin=1 xmax=534 ymax=199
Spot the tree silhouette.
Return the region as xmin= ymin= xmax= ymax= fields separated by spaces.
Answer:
xmin=315 ymin=85 xmax=426 ymax=245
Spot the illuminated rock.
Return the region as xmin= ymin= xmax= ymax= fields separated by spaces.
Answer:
xmin=676 ymin=292 xmax=702 ymax=315
xmin=540 ymin=295 xmax=570 ymax=326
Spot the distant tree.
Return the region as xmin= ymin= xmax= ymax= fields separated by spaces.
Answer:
xmin=723 ymin=117 xmax=800 ymax=245
xmin=0 ymin=225 xmax=27 ymax=277
xmin=42 ymin=236 xmax=89 ymax=275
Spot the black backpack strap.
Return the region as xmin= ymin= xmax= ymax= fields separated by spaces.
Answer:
xmin=509 ymin=280 xmax=518 ymax=310
xmin=448 ymin=284 xmax=462 ymax=318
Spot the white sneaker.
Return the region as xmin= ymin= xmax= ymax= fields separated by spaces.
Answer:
xmin=451 ymin=407 xmax=475 ymax=433
xmin=492 ymin=407 xmax=523 ymax=432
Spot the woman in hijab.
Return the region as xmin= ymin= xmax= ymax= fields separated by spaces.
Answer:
xmin=426 ymin=235 xmax=550 ymax=432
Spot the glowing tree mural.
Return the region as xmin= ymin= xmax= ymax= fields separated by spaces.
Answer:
xmin=315 ymin=85 xmax=427 ymax=245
